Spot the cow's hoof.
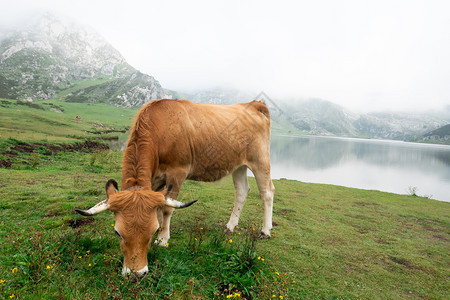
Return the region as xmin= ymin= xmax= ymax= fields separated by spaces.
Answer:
xmin=259 ymin=232 xmax=271 ymax=239
xmin=224 ymin=224 xmax=236 ymax=234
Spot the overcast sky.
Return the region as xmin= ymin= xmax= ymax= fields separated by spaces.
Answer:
xmin=1 ymin=0 xmax=450 ymax=112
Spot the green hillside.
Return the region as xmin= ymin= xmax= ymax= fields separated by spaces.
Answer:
xmin=424 ymin=124 xmax=450 ymax=137
xmin=65 ymin=72 xmax=165 ymax=107
xmin=0 ymin=98 xmax=137 ymax=142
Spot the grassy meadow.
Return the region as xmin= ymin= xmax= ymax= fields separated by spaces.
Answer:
xmin=0 ymin=98 xmax=136 ymax=142
xmin=0 ymin=99 xmax=449 ymax=299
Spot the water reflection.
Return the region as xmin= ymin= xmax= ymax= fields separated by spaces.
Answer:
xmin=270 ymin=134 xmax=450 ymax=202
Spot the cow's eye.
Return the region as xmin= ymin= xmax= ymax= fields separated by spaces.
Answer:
xmin=115 ymin=230 xmax=123 ymax=239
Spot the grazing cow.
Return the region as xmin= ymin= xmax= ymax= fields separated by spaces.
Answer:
xmin=75 ymin=99 xmax=275 ymax=276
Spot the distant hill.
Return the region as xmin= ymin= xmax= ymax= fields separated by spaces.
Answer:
xmin=354 ymin=112 xmax=447 ymax=141
xmin=283 ymin=99 xmax=359 ymax=136
xmin=0 ymin=13 xmax=167 ymax=107
xmin=420 ymin=124 xmax=450 ymax=144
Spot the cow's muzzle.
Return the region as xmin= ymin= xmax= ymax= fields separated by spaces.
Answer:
xmin=122 ymin=265 xmax=149 ymax=277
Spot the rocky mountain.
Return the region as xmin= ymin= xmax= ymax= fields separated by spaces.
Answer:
xmin=283 ymin=99 xmax=360 ymax=136
xmin=0 ymin=14 xmax=167 ymax=106
xmin=354 ymin=112 xmax=447 ymax=140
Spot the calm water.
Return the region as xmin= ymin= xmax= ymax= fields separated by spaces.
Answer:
xmin=269 ymin=134 xmax=450 ymax=202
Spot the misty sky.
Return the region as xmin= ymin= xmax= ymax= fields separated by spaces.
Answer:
xmin=1 ymin=0 xmax=450 ymax=112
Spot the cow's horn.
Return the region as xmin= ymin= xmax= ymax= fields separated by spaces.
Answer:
xmin=165 ymin=198 xmax=198 ymax=209
xmin=75 ymin=199 xmax=110 ymax=216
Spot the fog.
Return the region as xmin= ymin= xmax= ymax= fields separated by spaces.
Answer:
xmin=1 ymin=0 xmax=450 ymax=113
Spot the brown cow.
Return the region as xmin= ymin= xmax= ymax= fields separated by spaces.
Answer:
xmin=75 ymin=99 xmax=275 ymax=276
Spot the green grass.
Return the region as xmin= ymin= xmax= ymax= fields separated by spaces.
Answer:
xmin=0 ymin=98 xmax=137 ymax=142
xmin=0 ymin=140 xmax=448 ymax=299
xmin=56 ymin=77 xmax=117 ymax=98
xmin=0 ymin=148 xmax=289 ymax=299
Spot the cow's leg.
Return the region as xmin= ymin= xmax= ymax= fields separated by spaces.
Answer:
xmin=226 ymin=165 xmax=250 ymax=233
xmin=155 ymin=172 xmax=186 ymax=247
xmin=156 ymin=207 xmax=175 ymax=247
xmin=251 ymin=165 xmax=275 ymax=238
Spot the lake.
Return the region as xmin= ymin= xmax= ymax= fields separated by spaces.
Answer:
xmin=269 ymin=134 xmax=450 ymax=202
xmin=109 ymin=133 xmax=450 ymax=202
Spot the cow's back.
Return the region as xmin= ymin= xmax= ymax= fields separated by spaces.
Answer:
xmin=125 ymin=99 xmax=271 ymax=184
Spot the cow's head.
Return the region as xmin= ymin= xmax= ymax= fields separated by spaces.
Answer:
xmin=75 ymin=179 xmax=196 ymax=276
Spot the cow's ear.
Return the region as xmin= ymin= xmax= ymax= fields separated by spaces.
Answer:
xmin=105 ymin=179 xmax=119 ymax=198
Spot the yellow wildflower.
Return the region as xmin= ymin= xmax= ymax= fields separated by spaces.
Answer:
xmin=88 ymin=264 xmax=92 ymax=267
xmin=46 ymin=265 xmax=52 ymax=270
xmin=0 ymin=279 xmax=6 ymax=284
xmin=11 ymin=267 xmax=18 ymax=273
xmin=279 ymin=296 xmax=283 ymax=299
xmin=111 ymin=224 xmax=114 ymax=227
xmin=229 ymin=239 xmax=233 ymax=243
xmin=10 ymin=294 xmax=15 ymax=298
xmin=275 ymin=271 xmax=280 ymax=276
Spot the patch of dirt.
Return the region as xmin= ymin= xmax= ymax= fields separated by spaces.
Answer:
xmin=389 ymin=256 xmax=417 ymax=270
xmin=67 ymin=218 xmax=95 ymax=229
xmin=0 ymin=160 xmax=12 ymax=168
xmin=353 ymin=201 xmax=381 ymax=207
xmin=422 ymin=226 xmax=439 ymax=232
xmin=8 ymin=140 xmax=108 ymax=155
xmin=42 ymin=212 xmax=63 ymax=218
xmin=278 ymin=209 xmax=295 ymax=216
xmin=431 ymin=234 xmax=450 ymax=242
xmin=61 ymin=141 xmax=109 ymax=152
xmin=376 ymin=239 xmax=389 ymax=245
